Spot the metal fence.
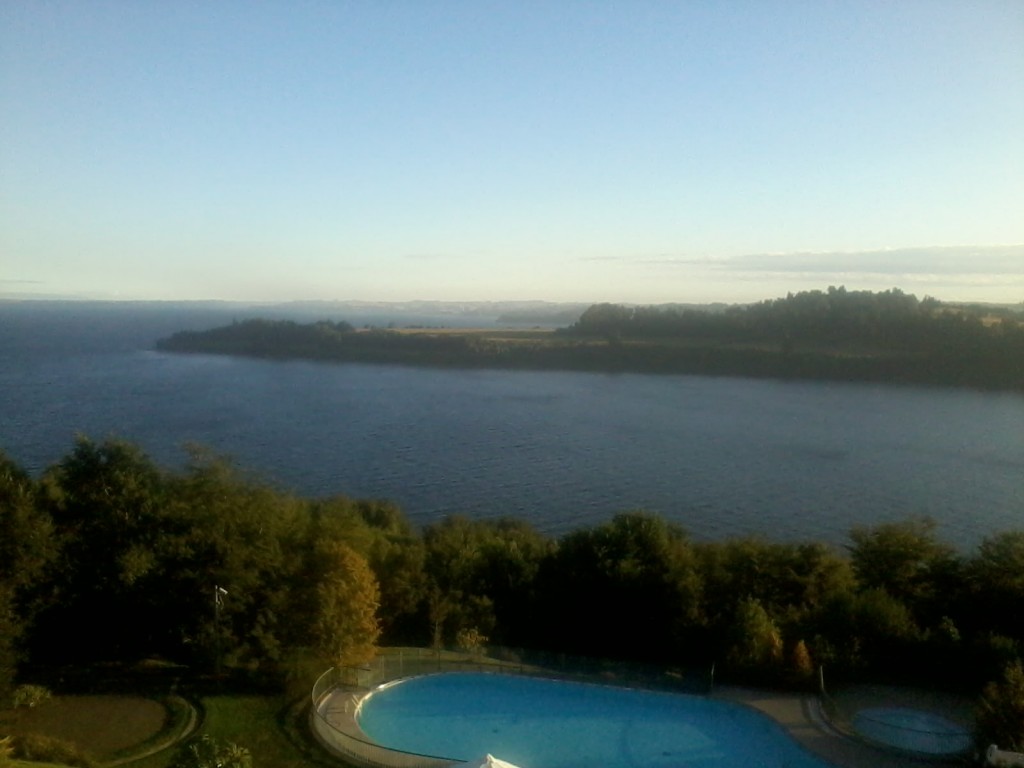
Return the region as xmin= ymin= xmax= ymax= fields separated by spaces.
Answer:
xmin=311 ymin=664 xmax=457 ymax=768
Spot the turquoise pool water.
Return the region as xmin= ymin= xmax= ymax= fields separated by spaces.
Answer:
xmin=356 ymin=672 xmax=833 ymax=767
xmin=852 ymin=707 xmax=971 ymax=755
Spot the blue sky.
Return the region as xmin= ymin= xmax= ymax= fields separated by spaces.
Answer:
xmin=2 ymin=1 xmax=1022 ymax=304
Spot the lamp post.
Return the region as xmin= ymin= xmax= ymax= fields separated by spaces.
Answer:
xmin=214 ymin=585 xmax=228 ymax=677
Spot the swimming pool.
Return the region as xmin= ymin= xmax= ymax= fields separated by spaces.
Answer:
xmin=852 ymin=707 xmax=971 ymax=756
xmin=356 ymin=672 xmax=832 ymax=768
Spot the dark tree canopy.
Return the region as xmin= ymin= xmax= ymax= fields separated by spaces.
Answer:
xmin=1 ymin=437 xmax=1021 ymax=701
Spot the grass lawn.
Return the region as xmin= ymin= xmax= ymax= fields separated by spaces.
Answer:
xmin=129 ymin=694 xmax=325 ymax=768
xmin=1 ymin=695 xmax=168 ymax=765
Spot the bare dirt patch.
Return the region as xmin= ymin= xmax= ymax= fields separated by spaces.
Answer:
xmin=0 ymin=695 xmax=166 ymax=758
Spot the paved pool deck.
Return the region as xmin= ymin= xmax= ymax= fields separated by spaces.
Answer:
xmin=713 ymin=685 xmax=971 ymax=767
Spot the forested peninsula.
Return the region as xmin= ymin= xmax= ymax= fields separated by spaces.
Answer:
xmin=156 ymin=288 xmax=1024 ymax=390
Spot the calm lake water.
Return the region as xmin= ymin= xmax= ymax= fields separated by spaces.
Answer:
xmin=1 ymin=302 xmax=1021 ymax=549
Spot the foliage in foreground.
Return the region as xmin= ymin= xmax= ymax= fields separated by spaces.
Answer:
xmin=171 ymin=735 xmax=251 ymax=768
xmin=1 ymin=436 xmax=1023 ymax=752
xmin=10 ymin=685 xmax=50 ymax=709
xmin=1 ymin=733 xmax=96 ymax=768
xmin=976 ymin=661 xmax=1024 ymax=752
xmin=185 ymin=695 xmax=314 ymax=768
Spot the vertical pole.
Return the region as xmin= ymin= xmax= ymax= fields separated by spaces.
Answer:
xmin=214 ymin=584 xmax=221 ymax=678
xmin=213 ymin=585 xmax=228 ymax=679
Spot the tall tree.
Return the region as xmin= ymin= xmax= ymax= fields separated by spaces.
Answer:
xmin=32 ymin=437 xmax=166 ymax=661
xmin=422 ymin=516 xmax=495 ymax=646
xmin=312 ymin=542 xmax=380 ymax=668
xmin=728 ymin=597 xmax=783 ymax=668
xmin=0 ymin=452 xmax=55 ymax=694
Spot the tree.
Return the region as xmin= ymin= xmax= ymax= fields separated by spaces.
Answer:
xmin=0 ymin=452 xmax=54 ymax=592
xmin=0 ymin=452 xmax=53 ymax=698
xmin=422 ymin=516 xmax=501 ymax=647
xmin=313 ymin=542 xmax=381 ymax=667
xmin=976 ymin=661 xmax=1024 ymax=752
xmin=968 ymin=531 xmax=1024 ymax=640
xmin=695 ymin=538 xmax=855 ymax=663
xmin=0 ymin=587 xmax=18 ymax=702
xmin=536 ymin=512 xmax=701 ymax=661
xmin=790 ymin=639 xmax=814 ymax=678
xmin=31 ymin=437 xmax=167 ymax=662
xmin=847 ymin=517 xmax=958 ymax=611
xmin=850 ymin=588 xmax=920 ymax=671
xmin=471 ymin=518 xmax=551 ymax=647
xmin=729 ymin=597 xmax=783 ymax=668
xmin=166 ymin=447 xmax=309 ymax=673
xmin=365 ymin=532 xmax=425 ymax=644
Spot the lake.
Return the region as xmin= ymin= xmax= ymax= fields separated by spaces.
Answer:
xmin=1 ymin=301 xmax=1021 ymax=549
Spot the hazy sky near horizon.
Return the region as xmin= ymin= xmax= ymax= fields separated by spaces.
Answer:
xmin=2 ymin=1 xmax=1022 ymax=305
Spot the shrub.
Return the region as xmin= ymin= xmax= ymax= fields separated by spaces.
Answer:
xmin=0 ymin=736 xmax=13 ymax=768
xmin=11 ymin=684 xmax=51 ymax=708
xmin=456 ymin=627 xmax=488 ymax=657
xmin=8 ymin=733 xmax=96 ymax=768
xmin=790 ymin=639 xmax=814 ymax=678
xmin=976 ymin=661 xmax=1024 ymax=752
xmin=171 ymin=735 xmax=251 ymax=768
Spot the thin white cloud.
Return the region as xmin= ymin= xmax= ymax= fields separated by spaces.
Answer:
xmin=609 ymin=245 xmax=1023 ymax=279
xmin=580 ymin=245 xmax=1024 ymax=303
xmin=723 ymin=245 xmax=1024 ymax=277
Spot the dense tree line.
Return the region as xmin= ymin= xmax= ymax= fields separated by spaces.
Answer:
xmin=566 ymin=287 xmax=1024 ymax=387
xmin=155 ymin=288 xmax=1024 ymax=389
xmin=568 ymin=287 xmax=1023 ymax=350
xmin=2 ymin=439 xmax=1023 ymax=744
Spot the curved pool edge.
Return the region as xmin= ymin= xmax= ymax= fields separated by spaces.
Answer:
xmin=311 ymin=668 xmax=463 ymax=768
xmin=357 ymin=672 xmax=836 ymax=768
xmin=314 ymin=665 xmax=946 ymax=768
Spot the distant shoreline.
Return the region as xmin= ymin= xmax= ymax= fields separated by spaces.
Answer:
xmin=155 ymin=290 xmax=1024 ymax=391
xmin=156 ymin=321 xmax=1024 ymax=392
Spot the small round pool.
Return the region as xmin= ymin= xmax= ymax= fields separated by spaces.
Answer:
xmin=356 ymin=672 xmax=831 ymax=768
xmin=852 ymin=707 xmax=971 ymax=756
